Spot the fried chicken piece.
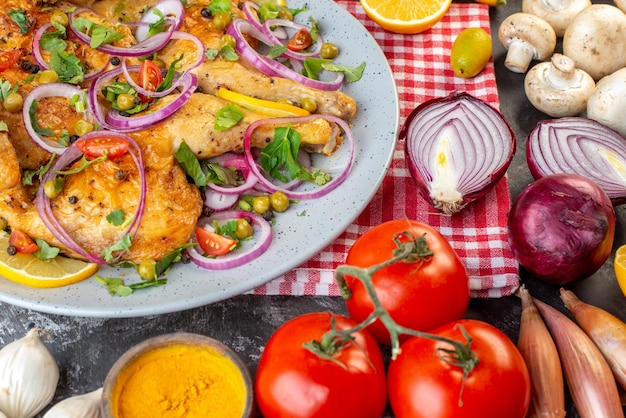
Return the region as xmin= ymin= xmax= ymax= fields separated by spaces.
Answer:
xmin=0 ymin=132 xmax=20 ymax=190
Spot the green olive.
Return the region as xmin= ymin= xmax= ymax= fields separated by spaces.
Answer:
xmin=220 ymin=34 xmax=237 ymax=50
xmin=253 ymin=195 xmax=271 ymax=214
xmin=137 ymin=259 xmax=157 ymax=280
xmin=213 ymin=12 xmax=232 ymax=31
xmin=116 ymin=93 xmax=136 ymax=111
xmin=50 ymin=11 xmax=69 ymax=27
xmin=300 ymin=97 xmax=317 ymax=113
xmin=235 ymin=218 xmax=254 ymax=240
xmin=43 ymin=180 xmax=60 ymax=199
xmin=320 ymin=42 xmax=340 ymax=59
xmin=277 ymin=8 xmax=294 ymax=21
xmin=74 ymin=119 xmax=94 ymax=136
xmin=38 ymin=69 xmax=59 ymax=84
xmin=3 ymin=93 xmax=23 ymax=113
xmin=270 ymin=191 xmax=290 ymax=213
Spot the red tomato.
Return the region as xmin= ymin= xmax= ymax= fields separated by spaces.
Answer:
xmin=75 ymin=135 xmax=130 ymax=160
xmin=287 ymin=28 xmax=312 ymax=51
xmin=0 ymin=50 xmax=21 ymax=72
xmin=137 ymin=60 xmax=163 ymax=102
xmin=255 ymin=312 xmax=387 ymax=418
xmin=344 ymin=220 xmax=470 ymax=345
xmin=195 ymin=227 xmax=236 ymax=256
xmin=9 ymin=229 xmax=38 ymax=254
xmin=388 ymin=319 xmax=531 ymax=418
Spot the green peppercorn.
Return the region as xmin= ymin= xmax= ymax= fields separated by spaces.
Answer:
xmin=38 ymin=69 xmax=59 ymax=84
xmin=3 ymin=93 xmax=23 ymax=113
xmin=300 ymin=97 xmax=317 ymax=113
xmin=213 ymin=12 xmax=232 ymax=31
xmin=43 ymin=180 xmax=60 ymax=199
xmin=253 ymin=195 xmax=271 ymax=214
xmin=116 ymin=93 xmax=136 ymax=111
xmin=50 ymin=11 xmax=69 ymax=27
xmin=220 ymin=34 xmax=237 ymax=50
xmin=320 ymin=42 xmax=340 ymax=59
xmin=270 ymin=191 xmax=290 ymax=213
xmin=235 ymin=218 xmax=254 ymax=240
xmin=74 ymin=119 xmax=94 ymax=136
xmin=137 ymin=259 xmax=157 ymax=280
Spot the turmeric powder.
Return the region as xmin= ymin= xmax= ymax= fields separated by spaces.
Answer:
xmin=109 ymin=342 xmax=249 ymax=418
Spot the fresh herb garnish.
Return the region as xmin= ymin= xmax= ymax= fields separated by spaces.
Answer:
xmin=268 ymin=45 xmax=287 ymax=59
xmin=8 ymin=9 xmax=31 ymax=34
xmin=33 ymin=239 xmax=60 ymax=261
xmin=174 ymin=141 xmax=207 ymax=187
xmin=106 ymin=209 xmax=126 ymax=226
xmin=214 ymin=103 xmax=244 ymax=131
xmin=0 ymin=79 xmax=18 ymax=102
xmin=96 ymin=275 xmax=167 ymax=296
xmin=0 ymin=121 xmax=7 ymax=132
xmin=322 ymin=61 xmax=366 ymax=83
xmin=22 ymin=155 xmax=56 ymax=186
xmin=146 ymin=8 xmax=167 ymax=37
xmin=49 ymin=50 xmax=84 ymax=84
xmin=28 ymin=101 xmax=56 ymax=137
xmin=102 ymin=233 xmax=132 ymax=262
xmin=71 ymin=17 xmax=125 ymax=49
xmin=208 ymin=0 xmax=232 ymax=14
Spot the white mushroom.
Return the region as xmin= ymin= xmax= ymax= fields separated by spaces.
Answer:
xmin=563 ymin=4 xmax=626 ymax=81
xmin=522 ymin=0 xmax=591 ymax=37
xmin=587 ymin=67 xmax=626 ymax=137
xmin=524 ymin=53 xmax=595 ymax=117
xmin=498 ymin=13 xmax=557 ymax=73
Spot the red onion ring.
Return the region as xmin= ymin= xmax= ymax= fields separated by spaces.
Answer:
xmin=68 ymin=8 xmax=174 ymax=57
xmin=526 ymin=117 xmax=626 ymax=205
xmin=120 ymin=31 xmax=205 ymax=99
xmin=134 ymin=0 xmax=185 ymax=42
xmin=401 ymin=91 xmax=515 ymax=215
xmin=206 ymin=153 xmax=258 ymax=195
xmin=226 ymin=18 xmax=344 ymax=91
xmin=22 ymin=83 xmax=86 ymax=155
xmin=88 ymin=66 xmax=198 ymax=132
xmin=35 ymin=132 xmax=147 ymax=264
xmin=243 ymin=115 xmax=355 ymax=199
xmin=204 ymin=191 xmax=240 ymax=211
xmin=187 ymin=210 xmax=272 ymax=270
xmin=263 ymin=18 xmax=323 ymax=59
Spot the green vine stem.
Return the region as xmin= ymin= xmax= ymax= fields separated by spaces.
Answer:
xmin=305 ymin=231 xmax=480 ymax=391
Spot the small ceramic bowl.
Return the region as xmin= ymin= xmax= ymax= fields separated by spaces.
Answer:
xmin=101 ymin=333 xmax=254 ymax=418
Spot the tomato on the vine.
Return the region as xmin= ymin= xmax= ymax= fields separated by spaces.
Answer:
xmin=75 ymin=135 xmax=130 ymax=160
xmin=9 ymin=229 xmax=38 ymax=254
xmin=255 ymin=312 xmax=387 ymax=418
xmin=343 ymin=219 xmax=470 ymax=345
xmin=388 ymin=319 xmax=531 ymax=418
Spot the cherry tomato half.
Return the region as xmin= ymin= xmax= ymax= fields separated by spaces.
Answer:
xmin=9 ymin=229 xmax=38 ymax=254
xmin=255 ymin=312 xmax=387 ymax=418
xmin=344 ymin=220 xmax=470 ymax=345
xmin=137 ymin=59 xmax=163 ymax=102
xmin=195 ymin=227 xmax=237 ymax=256
xmin=75 ymin=135 xmax=130 ymax=160
xmin=0 ymin=50 xmax=21 ymax=72
xmin=388 ymin=319 xmax=531 ymax=418
xmin=287 ymin=28 xmax=312 ymax=51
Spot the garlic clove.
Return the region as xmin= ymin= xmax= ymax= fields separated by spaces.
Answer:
xmin=43 ymin=388 xmax=103 ymax=418
xmin=0 ymin=328 xmax=59 ymax=418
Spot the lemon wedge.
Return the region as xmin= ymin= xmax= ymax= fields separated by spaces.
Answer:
xmin=0 ymin=232 xmax=98 ymax=288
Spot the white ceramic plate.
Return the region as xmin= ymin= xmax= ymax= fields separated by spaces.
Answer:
xmin=0 ymin=0 xmax=399 ymax=317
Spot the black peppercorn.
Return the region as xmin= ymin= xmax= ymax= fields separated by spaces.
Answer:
xmin=68 ymin=196 xmax=78 ymax=204
xmin=6 ymin=245 xmax=17 ymax=256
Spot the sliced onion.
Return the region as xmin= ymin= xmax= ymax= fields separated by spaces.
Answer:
xmin=206 ymin=153 xmax=258 ymax=195
xmin=134 ymin=0 xmax=185 ymax=42
xmin=204 ymin=191 xmax=239 ymax=211
xmin=243 ymin=115 xmax=354 ymax=199
xmin=226 ymin=18 xmax=344 ymax=91
xmin=22 ymin=83 xmax=85 ymax=154
xmin=69 ymin=8 xmax=174 ymax=57
xmin=187 ymin=210 xmax=272 ymax=270
xmin=88 ymin=66 xmax=198 ymax=132
xmin=263 ymin=18 xmax=323 ymax=59
xmin=508 ymin=173 xmax=615 ymax=285
xmin=526 ymin=117 xmax=626 ymax=205
xmin=401 ymin=91 xmax=515 ymax=215
xmin=35 ymin=132 xmax=147 ymax=264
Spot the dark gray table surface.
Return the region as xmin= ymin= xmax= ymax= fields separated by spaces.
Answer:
xmin=1 ymin=1 xmax=625 ymax=417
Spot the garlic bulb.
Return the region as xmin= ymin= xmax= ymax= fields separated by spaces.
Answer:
xmin=0 ymin=328 xmax=59 ymax=418
xmin=43 ymin=388 xmax=102 ymax=418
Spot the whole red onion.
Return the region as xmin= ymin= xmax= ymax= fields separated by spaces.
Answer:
xmin=508 ymin=173 xmax=615 ymax=284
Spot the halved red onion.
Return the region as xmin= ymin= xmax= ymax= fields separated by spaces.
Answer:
xmin=22 ymin=83 xmax=86 ymax=154
xmin=401 ymin=91 xmax=515 ymax=215
xmin=526 ymin=117 xmax=626 ymax=205
xmin=226 ymin=18 xmax=344 ymax=91
xmin=88 ymin=66 xmax=198 ymax=132
xmin=134 ymin=0 xmax=185 ymax=42
xmin=187 ymin=210 xmax=272 ymax=270
xmin=242 ymin=115 xmax=354 ymax=200
xmin=68 ymin=8 xmax=174 ymax=57
xmin=35 ymin=132 xmax=147 ymax=264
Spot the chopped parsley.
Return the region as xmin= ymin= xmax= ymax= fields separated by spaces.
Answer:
xmin=71 ymin=17 xmax=125 ymax=49
xmin=214 ymin=103 xmax=244 ymax=131
xmin=8 ymin=9 xmax=31 ymax=34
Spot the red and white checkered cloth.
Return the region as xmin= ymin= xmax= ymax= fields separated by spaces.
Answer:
xmin=250 ymin=2 xmax=520 ymax=298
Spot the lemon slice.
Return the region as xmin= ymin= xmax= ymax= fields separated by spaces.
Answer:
xmin=613 ymin=244 xmax=626 ymax=297
xmin=360 ymin=0 xmax=452 ymax=34
xmin=0 ymin=232 xmax=99 ymax=288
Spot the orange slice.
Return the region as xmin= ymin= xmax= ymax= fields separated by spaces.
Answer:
xmin=0 ymin=232 xmax=99 ymax=288
xmin=613 ymin=244 xmax=626 ymax=297
xmin=360 ymin=0 xmax=453 ymax=34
